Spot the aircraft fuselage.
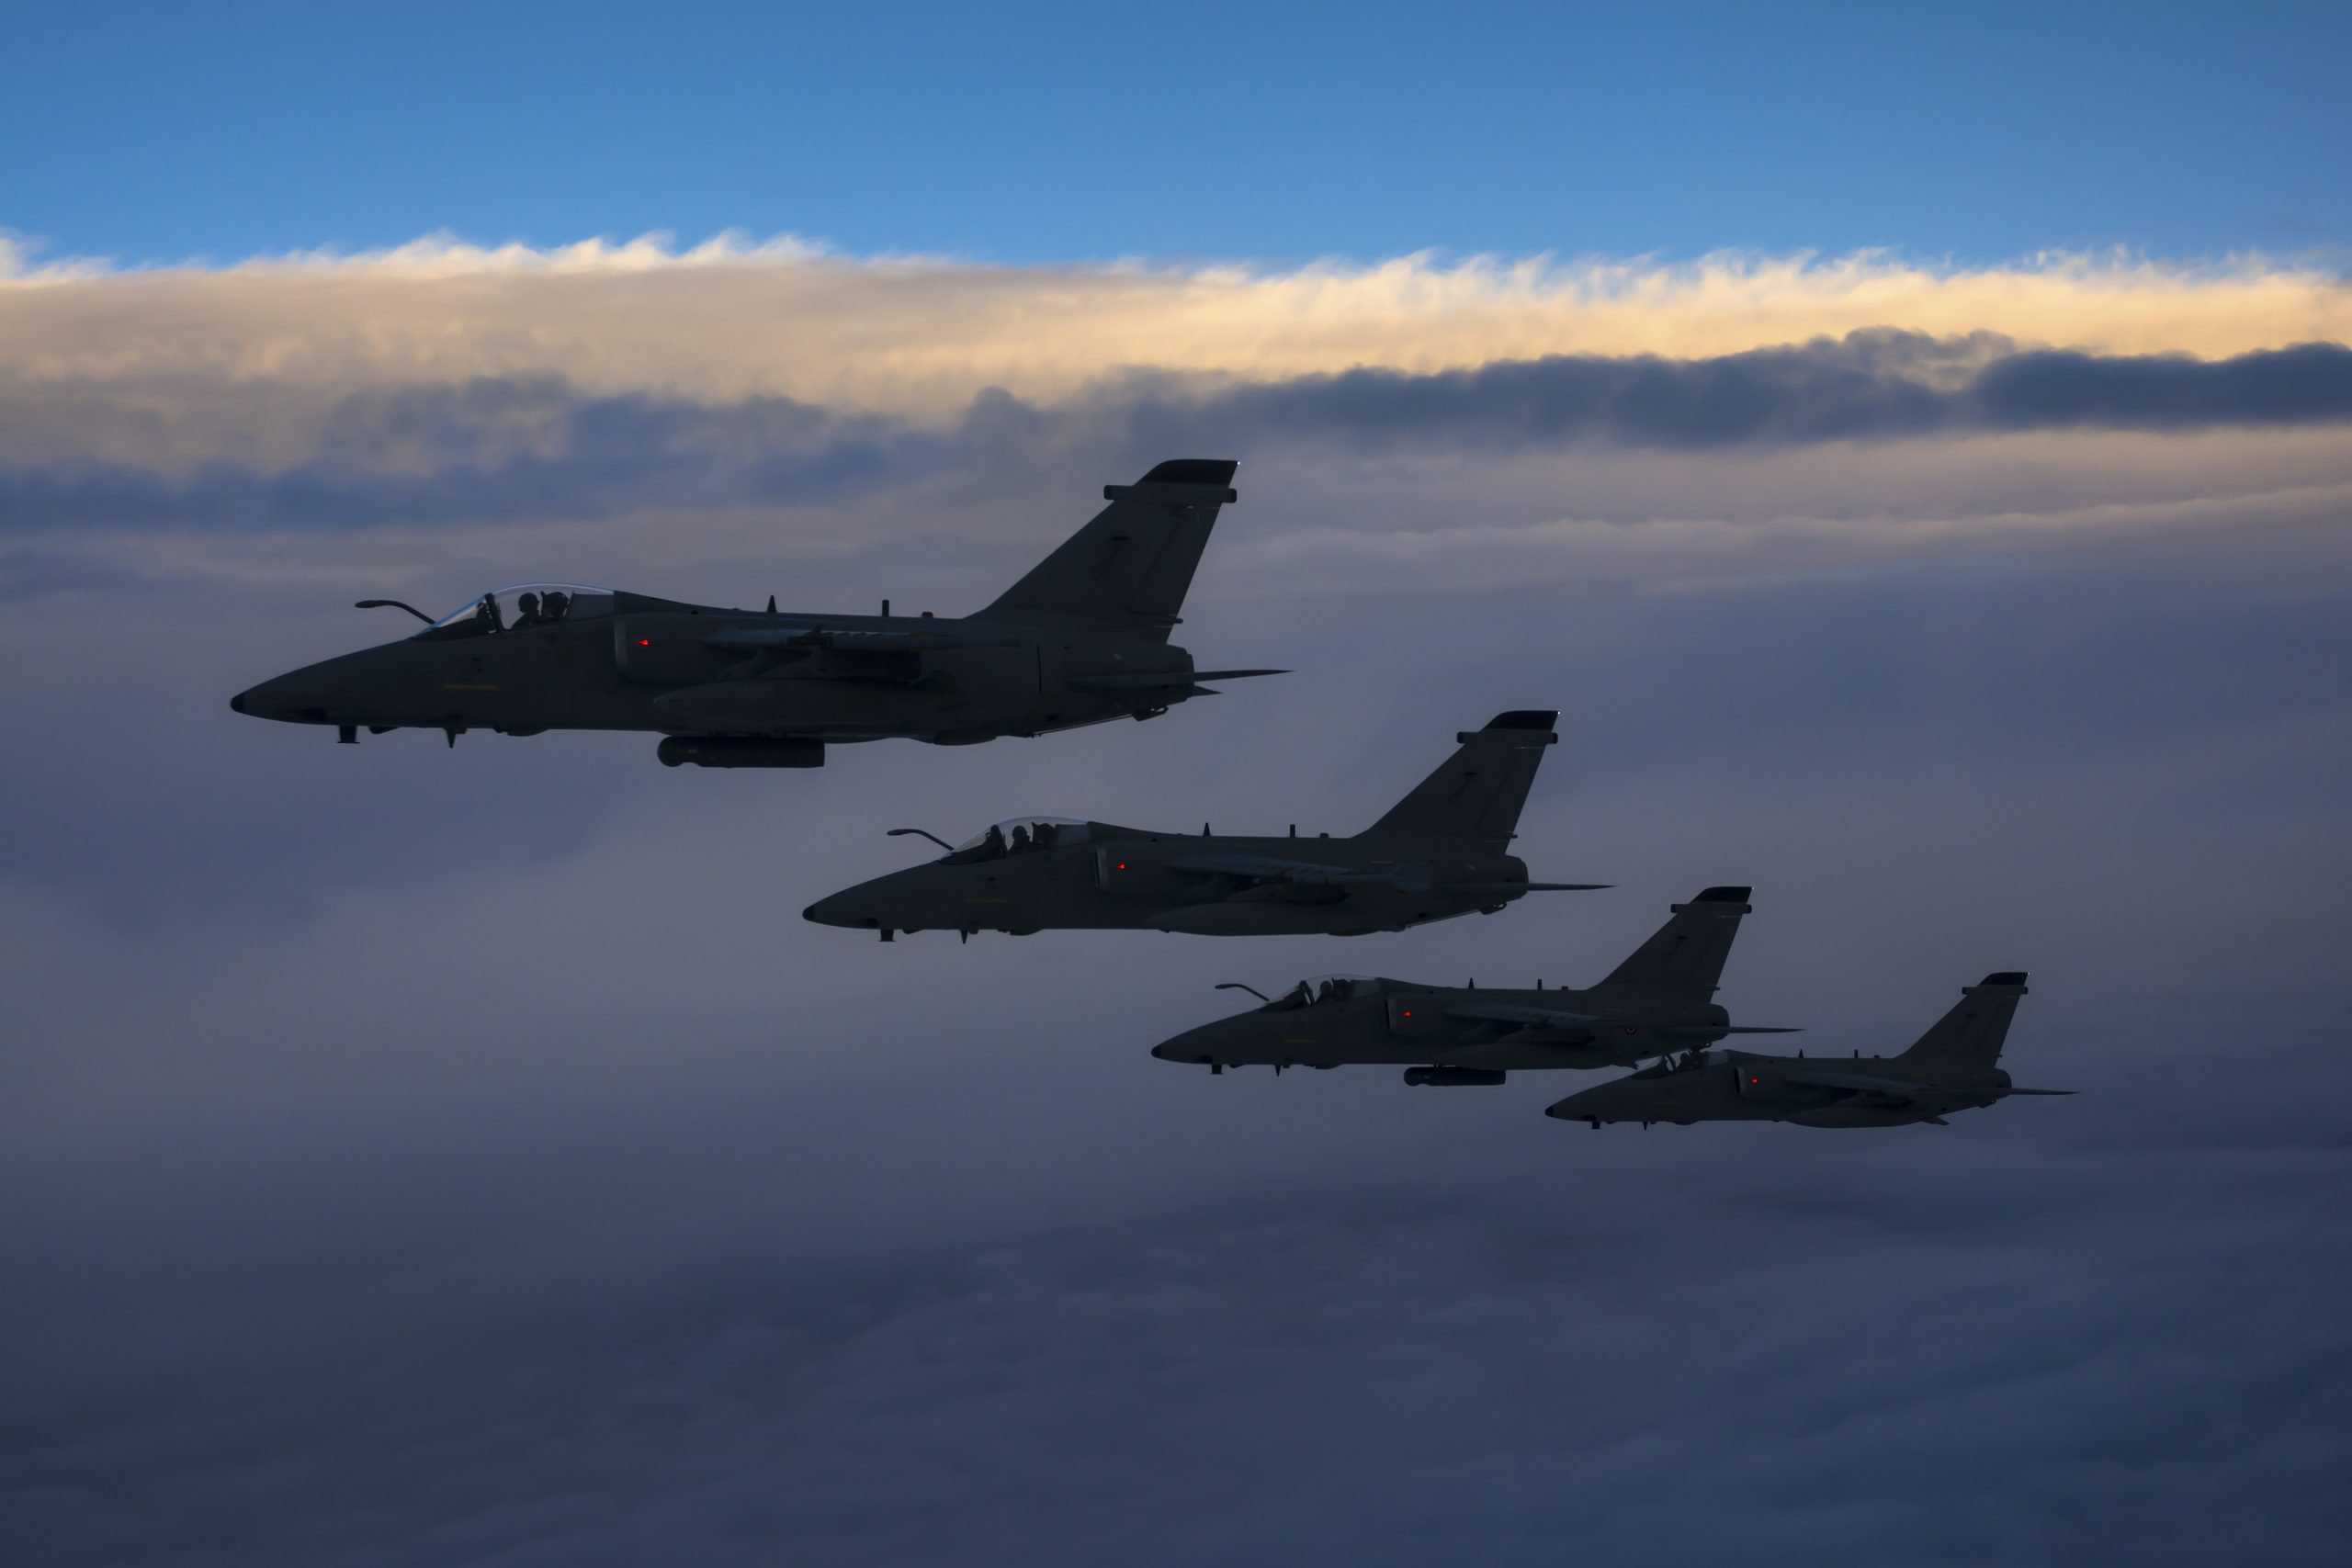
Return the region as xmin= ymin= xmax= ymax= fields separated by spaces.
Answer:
xmin=807 ymin=828 xmax=1540 ymax=938
xmin=1148 ymin=977 xmax=1736 ymax=1073
xmin=1546 ymin=1051 xmax=2013 ymax=1127
xmin=232 ymin=593 xmax=1211 ymax=761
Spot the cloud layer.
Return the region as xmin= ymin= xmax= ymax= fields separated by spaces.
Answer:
xmin=8 ymin=333 xmax=2351 ymax=546
xmin=4 ymin=232 xmax=2348 ymax=1564
xmin=6 ymin=233 xmax=2348 ymax=412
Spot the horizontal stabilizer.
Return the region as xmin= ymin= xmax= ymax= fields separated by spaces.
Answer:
xmin=1067 ymin=668 xmax=1285 ymax=692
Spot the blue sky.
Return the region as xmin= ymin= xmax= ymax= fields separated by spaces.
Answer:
xmin=6 ymin=0 xmax=2346 ymax=266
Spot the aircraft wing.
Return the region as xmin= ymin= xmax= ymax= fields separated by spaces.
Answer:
xmin=1166 ymin=852 xmax=1408 ymax=889
xmin=1778 ymin=1068 xmax=2074 ymax=1104
xmin=1775 ymin=1068 xmax=1928 ymax=1106
xmin=1165 ymin=854 xmax=1600 ymax=901
xmin=704 ymin=624 xmax=1022 ymax=654
xmin=1440 ymin=999 xmax=1605 ymax=1029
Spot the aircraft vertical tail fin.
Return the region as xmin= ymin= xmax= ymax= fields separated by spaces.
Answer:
xmin=1359 ymin=711 xmax=1559 ymax=848
xmin=971 ymin=459 xmax=1238 ymax=639
xmin=1589 ymin=886 xmax=1754 ymax=1001
xmin=1894 ymin=973 xmax=2030 ymax=1075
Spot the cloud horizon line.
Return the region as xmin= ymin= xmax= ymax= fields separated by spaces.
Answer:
xmin=6 ymin=231 xmax=2347 ymax=416
xmin=5 ymin=226 xmax=2345 ymax=289
xmin=6 ymin=332 xmax=2350 ymax=535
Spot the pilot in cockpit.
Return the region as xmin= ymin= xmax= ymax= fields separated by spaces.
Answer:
xmin=514 ymin=591 xmax=542 ymax=627
xmin=541 ymin=589 xmax=571 ymax=624
xmin=1009 ymin=823 xmax=1033 ymax=854
xmin=983 ymin=823 xmax=1007 ymax=858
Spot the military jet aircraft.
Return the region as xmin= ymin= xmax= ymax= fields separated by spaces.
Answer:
xmin=229 ymin=459 xmax=1279 ymax=767
xmin=805 ymin=711 xmax=1601 ymax=940
xmin=1145 ymin=886 xmax=1795 ymax=1079
xmin=1544 ymin=971 xmax=2068 ymax=1129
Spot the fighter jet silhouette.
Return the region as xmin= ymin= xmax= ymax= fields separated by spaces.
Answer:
xmin=1545 ymin=972 xmax=2068 ymax=1128
xmin=806 ymin=712 xmax=1602 ymax=940
xmin=231 ymin=460 xmax=1278 ymax=767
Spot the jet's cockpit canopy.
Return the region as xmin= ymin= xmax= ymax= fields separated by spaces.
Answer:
xmin=1264 ymin=974 xmax=1385 ymax=1010
xmin=415 ymin=584 xmax=618 ymax=640
xmin=936 ymin=816 xmax=1091 ymax=864
xmin=1630 ymin=1049 xmax=1713 ymax=1078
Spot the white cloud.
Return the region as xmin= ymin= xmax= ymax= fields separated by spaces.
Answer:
xmin=4 ymin=233 xmax=2346 ymax=413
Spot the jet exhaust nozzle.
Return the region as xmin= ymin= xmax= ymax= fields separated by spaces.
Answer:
xmin=658 ymin=736 xmax=825 ymax=769
xmin=1402 ymin=1066 xmax=1507 ymax=1087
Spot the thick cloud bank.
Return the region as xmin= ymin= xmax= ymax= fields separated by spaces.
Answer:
xmin=3 ymin=236 xmax=2348 ymax=1565
xmin=7 ymin=333 xmax=2352 ymax=534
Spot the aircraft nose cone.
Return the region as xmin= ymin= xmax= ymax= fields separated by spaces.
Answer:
xmin=1150 ymin=1022 xmax=1222 ymax=1064
xmin=802 ymin=895 xmax=867 ymax=929
xmin=231 ymin=670 xmax=330 ymax=724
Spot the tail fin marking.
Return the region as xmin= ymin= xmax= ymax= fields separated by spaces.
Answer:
xmin=1360 ymin=710 xmax=1559 ymax=848
xmin=973 ymin=459 xmax=1238 ymax=638
xmin=1589 ymin=886 xmax=1754 ymax=1001
xmin=1895 ymin=972 xmax=2030 ymax=1076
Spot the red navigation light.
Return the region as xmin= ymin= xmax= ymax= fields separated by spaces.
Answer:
xmin=1401 ymin=1009 xmax=1413 ymax=1019
xmin=635 ymin=637 xmax=652 ymax=648
xmin=1749 ymin=1075 xmax=1759 ymax=1084
xmin=1115 ymin=861 xmax=1127 ymax=871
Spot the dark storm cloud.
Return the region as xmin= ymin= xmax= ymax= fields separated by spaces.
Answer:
xmin=6 ymin=334 xmax=2351 ymax=530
